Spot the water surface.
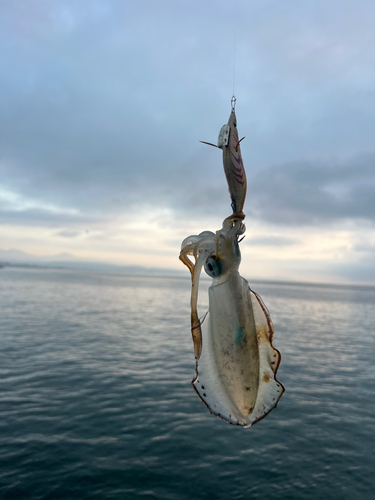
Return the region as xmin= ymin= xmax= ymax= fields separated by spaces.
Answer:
xmin=1 ymin=267 xmax=374 ymax=499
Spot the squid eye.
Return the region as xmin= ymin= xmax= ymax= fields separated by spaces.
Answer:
xmin=204 ymin=256 xmax=222 ymax=278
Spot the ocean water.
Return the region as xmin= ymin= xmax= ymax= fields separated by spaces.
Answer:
xmin=0 ymin=267 xmax=374 ymax=500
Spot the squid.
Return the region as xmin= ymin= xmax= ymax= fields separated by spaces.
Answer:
xmin=179 ymin=98 xmax=284 ymax=427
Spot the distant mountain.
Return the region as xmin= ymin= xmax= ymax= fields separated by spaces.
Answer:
xmin=0 ymin=249 xmax=41 ymax=262
xmin=0 ymin=248 xmax=184 ymax=276
xmin=0 ymin=249 xmax=79 ymax=262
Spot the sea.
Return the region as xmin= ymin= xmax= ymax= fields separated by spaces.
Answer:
xmin=0 ymin=267 xmax=374 ymax=500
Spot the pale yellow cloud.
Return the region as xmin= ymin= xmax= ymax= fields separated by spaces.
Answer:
xmin=1 ymin=203 xmax=375 ymax=284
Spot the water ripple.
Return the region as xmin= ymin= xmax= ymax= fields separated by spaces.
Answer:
xmin=0 ymin=268 xmax=374 ymax=499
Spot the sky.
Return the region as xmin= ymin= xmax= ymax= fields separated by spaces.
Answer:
xmin=1 ymin=0 xmax=375 ymax=284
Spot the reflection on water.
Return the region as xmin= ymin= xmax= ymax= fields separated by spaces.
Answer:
xmin=0 ymin=268 xmax=374 ymax=499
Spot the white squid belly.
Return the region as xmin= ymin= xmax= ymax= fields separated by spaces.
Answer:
xmin=192 ymin=275 xmax=284 ymax=427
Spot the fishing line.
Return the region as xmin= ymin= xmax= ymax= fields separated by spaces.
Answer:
xmin=232 ymin=26 xmax=236 ymax=102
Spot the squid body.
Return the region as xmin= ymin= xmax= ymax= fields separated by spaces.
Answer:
xmin=180 ymin=102 xmax=284 ymax=427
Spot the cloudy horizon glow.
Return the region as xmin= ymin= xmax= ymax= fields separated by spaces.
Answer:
xmin=1 ymin=0 xmax=375 ymax=284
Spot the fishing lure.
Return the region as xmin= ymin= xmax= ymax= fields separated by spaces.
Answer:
xmin=179 ymin=98 xmax=284 ymax=427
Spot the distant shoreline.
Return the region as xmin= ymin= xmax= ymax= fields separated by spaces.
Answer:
xmin=1 ymin=261 xmax=375 ymax=290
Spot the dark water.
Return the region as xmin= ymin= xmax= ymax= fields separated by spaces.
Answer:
xmin=1 ymin=267 xmax=374 ymax=499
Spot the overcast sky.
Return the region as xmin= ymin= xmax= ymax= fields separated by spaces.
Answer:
xmin=1 ymin=0 xmax=375 ymax=283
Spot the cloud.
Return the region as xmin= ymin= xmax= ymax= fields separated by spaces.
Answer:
xmin=55 ymin=229 xmax=83 ymax=238
xmin=248 ymin=236 xmax=299 ymax=246
xmin=321 ymin=259 xmax=375 ymax=284
xmin=249 ymin=154 xmax=375 ymax=225
xmin=0 ymin=208 xmax=81 ymax=226
xmin=1 ymin=1 xmax=375 ymax=283
xmin=353 ymin=241 xmax=375 ymax=254
xmin=1 ymin=0 xmax=375 ymax=224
